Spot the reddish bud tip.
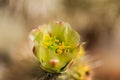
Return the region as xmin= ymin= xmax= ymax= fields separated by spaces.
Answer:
xmin=50 ymin=59 xmax=59 ymax=67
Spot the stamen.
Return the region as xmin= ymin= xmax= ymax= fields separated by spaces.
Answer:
xmin=56 ymin=49 xmax=62 ymax=54
xmin=42 ymin=34 xmax=71 ymax=54
xmin=55 ymin=40 xmax=59 ymax=43
xmin=64 ymin=49 xmax=66 ymax=53
xmin=58 ymin=45 xmax=65 ymax=49
xmin=59 ymin=43 xmax=61 ymax=45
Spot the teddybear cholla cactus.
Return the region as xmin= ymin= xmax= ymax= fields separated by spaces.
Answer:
xmin=30 ymin=21 xmax=80 ymax=73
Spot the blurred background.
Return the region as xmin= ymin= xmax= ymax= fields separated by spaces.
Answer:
xmin=0 ymin=0 xmax=120 ymax=80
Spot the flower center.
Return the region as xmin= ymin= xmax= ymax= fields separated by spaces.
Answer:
xmin=42 ymin=34 xmax=71 ymax=54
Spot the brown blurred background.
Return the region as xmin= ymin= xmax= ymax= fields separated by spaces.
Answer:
xmin=0 ymin=0 xmax=120 ymax=80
